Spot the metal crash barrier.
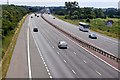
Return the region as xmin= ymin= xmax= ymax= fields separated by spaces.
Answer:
xmin=41 ymin=14 xmax=120 ymax=63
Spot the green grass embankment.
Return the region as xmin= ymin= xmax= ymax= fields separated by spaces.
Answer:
xmin=0 ymin=15 xmax=27 ymax=79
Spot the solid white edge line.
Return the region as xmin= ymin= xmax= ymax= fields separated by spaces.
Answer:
xmin=27 ymin=19 xmax=32 ymax=79
xmin=61 ymin=30 xmax=120 ymax=72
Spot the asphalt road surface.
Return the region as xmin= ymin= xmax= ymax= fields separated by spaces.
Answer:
xmin=6 ymin=15 xmax=50 ymax=78
xmin=6 ymin=14 xmax=119 ymax=78
xmin=43 ymin=14 xmax=118 ymax=57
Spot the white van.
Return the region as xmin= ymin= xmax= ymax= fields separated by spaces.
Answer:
xmin=79 ymin=22 xmax=89 ymax=32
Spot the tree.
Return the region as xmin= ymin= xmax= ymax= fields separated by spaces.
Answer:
xmin=65 ymin=1 xmax=79 ymax=18
xmin=2 ymin=5 xmax=28 ymax=37
xmin=72 ymin=11 xmax=79 ymax=15
xmin=105 ymin=8 xmax=118 ymax=18
xmin=71 ymin=15 xmax=78 ymax=19
xmin=93 ymin=8 xmax=105 ymax=18
xmin=55 ymin=10 xmax=65 ymax=15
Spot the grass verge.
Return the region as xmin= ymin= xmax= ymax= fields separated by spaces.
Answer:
xmin=0 ymin=15 xmax=27 ymax=79
xmin=55 ymin=15 xmax=119 ymax=39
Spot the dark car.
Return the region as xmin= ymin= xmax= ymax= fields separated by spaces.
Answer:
xmin=58 ymin=41 xmax=67 ymax=49
xmin=31 ymin=16 xmax=33 ymax=18
xmin=53 ymin=17 xmax=55 ymax=19
xmin=37 ymin=16 xmax=39 ymax=17
xmin=35 ymin=14 xmax=37 ymax=16
xmin=89 ymin=33 xmax=97 ymax=39
xmin=33 ymin=28 xmax=38 ymax=32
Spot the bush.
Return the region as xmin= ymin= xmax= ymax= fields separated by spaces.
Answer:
xmin=64 ymin=15 xmax=69 ymax=19
xmin=2 ymin=5 xmax=28 ymax=37
xmin=71 ymin=15 xmax=78 ymax=19
xmin=86 ymin=18 xmax=90 ymax=23
xmin=2 ymin=4 xmax=29 ymax=58
xmin=55 ymin=10 xmax=65 ymax=16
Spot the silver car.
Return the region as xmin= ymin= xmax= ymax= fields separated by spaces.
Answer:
xmin=89 ymin=33 xmax=97 ymax=39
xmin=58 ymin=41 xmax=67 ymax=49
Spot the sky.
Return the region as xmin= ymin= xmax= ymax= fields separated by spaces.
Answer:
xmin=0 ymin=0 xmax=120 ymax=8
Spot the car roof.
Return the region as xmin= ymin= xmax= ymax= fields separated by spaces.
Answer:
xmin=79 ymin=22 xmax=89 ymax=25
xmin=59 ymin=41 xmax=67 ymax=44
xmin=90 ymin=33 xmax=96 ymax=36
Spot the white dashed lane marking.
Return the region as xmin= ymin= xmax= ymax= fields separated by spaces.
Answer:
xmin=48 ymin=72 xmax=51 ymax=75
xmin=52 ymin=46 xmax=54 ymax=48
xmin=83 ymin=60 xmax=87 ymax=63
xmin=57 ymin=52 xmax=60 ymax=54
xmin=72 ymin=70 xmax=76 ymax=74
xmin=50 ymin=76 xmax=52 ymax=78
xmin=96 ymin=71 xmax=102 ymax=75
xmin=73 ymin=52 xmax=77 ymax=55
xmin=64 ymin=60 xmax=67 ymax=63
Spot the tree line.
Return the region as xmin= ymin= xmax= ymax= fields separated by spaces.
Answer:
xmin=52 ymin=1 xmax=119 ymax=19
xmin=2 ymin=5 xmax=28 ymax=38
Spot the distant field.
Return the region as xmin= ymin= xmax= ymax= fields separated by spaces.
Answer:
xmin=55 ymin=15 xmax=119 ymax=39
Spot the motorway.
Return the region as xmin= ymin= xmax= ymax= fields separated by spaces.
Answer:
xmin=6 ymin=13 xmax=119 ymax=78
xmin=43 ymin=14 xmax=118 ymax=57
